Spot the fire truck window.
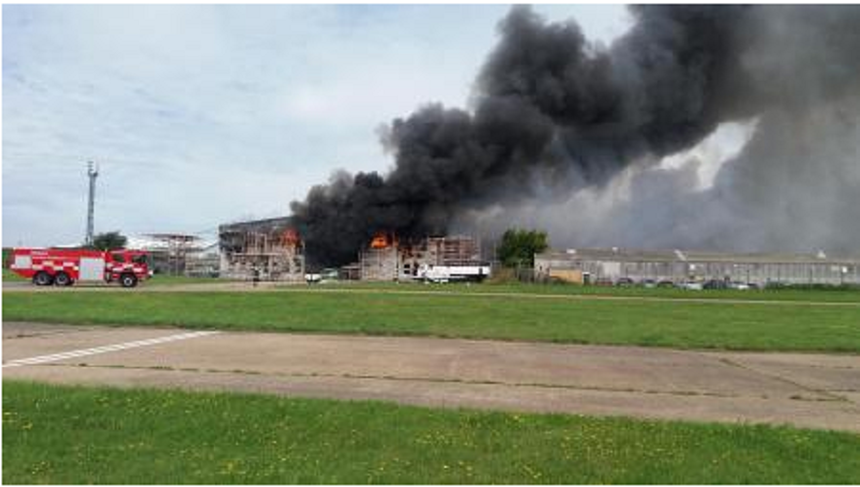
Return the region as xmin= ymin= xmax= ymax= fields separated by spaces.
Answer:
xmin=112 ymin=253 xmax=125 ymax=263
xmin=132 ymin=255 xmax=147 ymax=264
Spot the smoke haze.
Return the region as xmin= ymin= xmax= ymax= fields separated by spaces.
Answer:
xmin=290 ymin=5 xmax=860 ymax=266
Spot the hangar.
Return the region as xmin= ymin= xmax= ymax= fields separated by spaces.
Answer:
xmin=535 ymin=248 xmax=860 ymax=286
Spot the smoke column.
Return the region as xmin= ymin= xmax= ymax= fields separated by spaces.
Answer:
xmin=289 ymin=5 xmax=860 ymax=266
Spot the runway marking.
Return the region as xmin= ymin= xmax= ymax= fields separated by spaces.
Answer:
xmin=2 ymin=331 xmax=221 ymax=368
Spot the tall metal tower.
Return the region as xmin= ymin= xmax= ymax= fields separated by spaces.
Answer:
xmin=85 ymin=161 xmax=99 ymax=246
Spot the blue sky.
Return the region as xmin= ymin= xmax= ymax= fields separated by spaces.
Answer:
xmin=2 ymin=4 xmax=629 ymax=246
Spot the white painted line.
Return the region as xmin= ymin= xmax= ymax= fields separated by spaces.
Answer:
xmin=2 ymin=330 xmax=221 ymax=368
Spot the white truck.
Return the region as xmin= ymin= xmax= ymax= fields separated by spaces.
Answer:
xmin=416 ymin=264 xmax=490 ymax=283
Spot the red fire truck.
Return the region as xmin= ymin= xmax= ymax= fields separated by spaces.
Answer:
xmin=8 ymin=248 xmax=152 ymax=288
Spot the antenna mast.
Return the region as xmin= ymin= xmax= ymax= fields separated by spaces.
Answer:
xmin=85 ymin=161 xmax=99 ymax=246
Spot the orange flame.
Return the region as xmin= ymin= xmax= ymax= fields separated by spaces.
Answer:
xmin=281 ymin=228 xmax=300 ymax=246
xmin=370 ymin=232 xmax=394 ymax=249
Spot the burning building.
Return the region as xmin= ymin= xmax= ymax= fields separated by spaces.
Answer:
xmin=219 ymin=217 xmax=305 ymax=281
xmin=359 ymin=232 xmax=400 ymax=281
xmin=358 ymin=233 xmax=487 ymax=282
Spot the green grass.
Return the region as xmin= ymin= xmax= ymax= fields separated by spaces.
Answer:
xmin=144 ymin=274 xmax=227 ymax=286
xmin=318 ymin=280 xmax=860 ymax=303
xmin=4 ymin=381 xmax=859 ymax=484
xmin=4 ymin=288 xmax=860 ymax=352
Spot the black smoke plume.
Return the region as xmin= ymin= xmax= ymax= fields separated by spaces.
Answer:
xmin=290 ymin=6 xmax=860 ymax=266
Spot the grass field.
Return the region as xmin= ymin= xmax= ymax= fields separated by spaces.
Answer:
xmin=144 ymin=275 xmax=225 ymax=286
xmin=315 ymin=280 xmax=860 ymax=303
xmin=4 ymin=381 xmax=859 ymax=484
xmin=4 ymin=287 xmax=860 ymax=352
xmin=7 ymin=268 xmax=860 ymax=302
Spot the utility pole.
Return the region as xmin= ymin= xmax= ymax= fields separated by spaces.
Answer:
xmin=85 ymin=161 xmax=99 ymax=246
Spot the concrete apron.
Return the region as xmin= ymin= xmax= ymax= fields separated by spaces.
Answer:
xmin=4 ymin=322 xmax=860 ymax=433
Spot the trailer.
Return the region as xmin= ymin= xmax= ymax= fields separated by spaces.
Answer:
xmin=416 ymin=264 xmax=490 ymax=283
xmin=8 ymin=248 xmax=152 ymax=288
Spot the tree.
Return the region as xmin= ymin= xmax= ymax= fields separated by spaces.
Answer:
xmin=497 ymin=228 xmax=549 ymax=268
xmin=92 ymin=231 xmax=127 ymax=251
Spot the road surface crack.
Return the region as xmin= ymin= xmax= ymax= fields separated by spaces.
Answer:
xmin=32 ymin=361 xmax=808 ymax=401
xmin=715 ymin=357 xmax=858 ymax=406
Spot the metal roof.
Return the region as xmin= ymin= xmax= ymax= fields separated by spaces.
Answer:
xmin=537 ymin=248 xmax=860 ymax=265
xmin=219 ymin=216 xmax=293 ymax=234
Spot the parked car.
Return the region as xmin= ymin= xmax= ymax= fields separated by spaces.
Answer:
xmin=703 ymin=279 xmax=729 ymax=290
xmin=616 ymin=277 xmax=635 ymax=287
xmin=680 ymin=281 xmax=704 ymax=291
xmin=320 ymin=268 xmax=340 ymax=282
xmin=641 ymin=279 xmax=657 ymax=288
xmin=656 ymin=280 xmax=675 ymax=288
xmin=728 ymin=281 xmax=751 ymax=290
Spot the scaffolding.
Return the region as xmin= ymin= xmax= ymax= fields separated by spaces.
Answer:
xmin=358 ymin=235 xmax=483 ymax=281
xmin=359 ymin=246 xmax=400 ymax=281
xmin=184 ymin=243 xmax=220 ymax=277
xmin=145 ymin=233 xmax=200 ymax=276
xmin=219 ymin=220 xmax=305 ymax=281
xmin=428 ymin=236 xmax=480 ymax=266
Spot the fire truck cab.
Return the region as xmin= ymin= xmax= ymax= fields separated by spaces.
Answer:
xmin=8 ymin=248 xmax=152 ymax=288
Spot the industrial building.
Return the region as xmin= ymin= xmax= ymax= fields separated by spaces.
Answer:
xmin=127 ymin=233 xmax=214 ymax=276
xmin=218 ymin=217 xmax=305 ymax=281
xmin=535 ymin=248 xmax=860 ymax=286
xmin=358 ymin=234 xmax=485 ymax=281
xmin=184 ymin=242 xmax=220 ymax=278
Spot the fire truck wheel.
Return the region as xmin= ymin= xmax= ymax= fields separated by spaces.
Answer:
xmin=33 ymin=271 xmax=53 ymax=286
xmin=120 ymin=273 xmax=138 ymax=288
xmin=54 ymin=272 xmax=72 ymax=286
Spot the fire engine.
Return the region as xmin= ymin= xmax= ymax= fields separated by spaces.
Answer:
xmin=8 ymin=248 xmax=152 ymax=288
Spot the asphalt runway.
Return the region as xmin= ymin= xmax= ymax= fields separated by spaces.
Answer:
xmin=4 ymin=322 xmax=860 ymax=433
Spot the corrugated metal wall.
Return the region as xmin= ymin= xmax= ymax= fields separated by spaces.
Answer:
xmin=535 ymin=255 xmax=860 ymax=285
